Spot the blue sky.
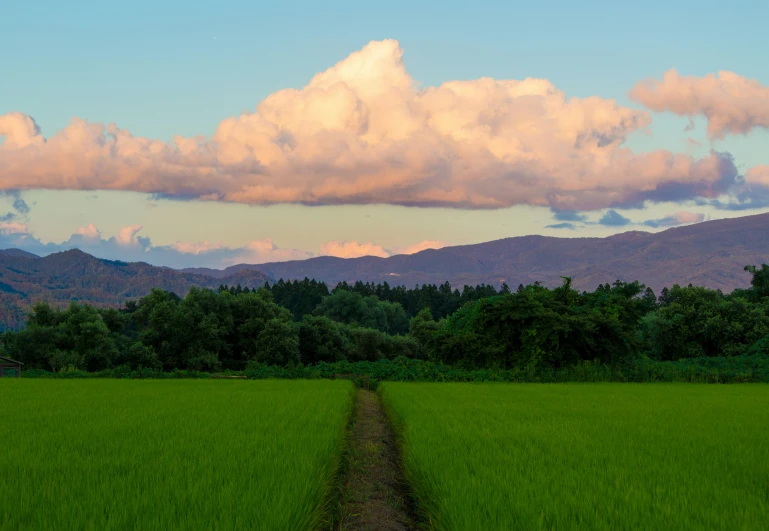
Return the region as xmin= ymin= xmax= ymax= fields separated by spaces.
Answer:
xmin=1 ymin=0 xmax=768 ymax=267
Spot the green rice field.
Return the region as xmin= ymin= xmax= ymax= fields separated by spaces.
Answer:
xmin=0 ymin=379 xmax=353 ymax=530
xmin=380 ymin=383 xmax=769 ymax=530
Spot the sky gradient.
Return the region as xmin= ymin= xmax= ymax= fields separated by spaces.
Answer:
xmin=1 ymin=0 xmax=768 ymax=268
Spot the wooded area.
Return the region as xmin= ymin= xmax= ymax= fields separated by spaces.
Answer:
xmin=4 ymin=265 xmax=769 ymax=376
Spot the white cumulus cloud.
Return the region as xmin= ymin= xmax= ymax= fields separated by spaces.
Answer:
xmin=0 ymin=40 xmax=748 ymax=211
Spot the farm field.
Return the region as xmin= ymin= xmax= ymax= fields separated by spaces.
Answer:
xmin=380 ymin=383 xmax=769 ymax=530
xmin=0 ymin=379 xmax=353 ymax=531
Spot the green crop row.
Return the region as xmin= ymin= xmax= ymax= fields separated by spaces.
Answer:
xmin=0 ymin=380 xmax=353 ymax=530
xmin=380 ymin=383 xmax=769 ymax=530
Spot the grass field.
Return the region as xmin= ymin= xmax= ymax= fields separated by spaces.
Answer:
xmin=380 ymin=383 xmax=769 ymax=530
xmin=0 ymin=379 xmax=353 ymax=530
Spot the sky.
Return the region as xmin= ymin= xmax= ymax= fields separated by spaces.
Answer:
xmin=1 ymin=0 xmax=768 ymax=268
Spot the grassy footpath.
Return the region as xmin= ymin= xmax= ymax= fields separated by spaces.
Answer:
xmin=380 ymin=383 xmax=769 ymax=530
xmin=0 ymin=379 xmax=353 ymax=531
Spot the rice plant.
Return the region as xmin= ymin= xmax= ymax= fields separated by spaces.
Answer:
xmin=380 ymin=383 xmax=769 ymax=530
xmin=0 ymin=379 xmax=353 ymax=530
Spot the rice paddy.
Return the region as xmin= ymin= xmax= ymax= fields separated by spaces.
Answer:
xmin=4 ymin=378 xmax=768 ymax=530
xmin=380 ymin=383 xmax=769 ymax=531
xmin=0 ymin=379 xmax=353 ymax=531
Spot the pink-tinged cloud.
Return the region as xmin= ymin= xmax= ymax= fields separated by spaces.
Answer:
xmin=630 ymin=69 xmax=769 ymax=139
xmin=171 ymin=240 xmax=226 ymax=255
xmin=228 ymin=239 xmax=314 ymax=264
xmin=0 ymin=222 xmax=313 ymax=268
xmin=393 ymin=240 xmax=447 ymax=255
xmin=74 ymin=223 xmax=102 ymax=240
xmin=320 ymin=240 xmax=390 ymax=259
xmin=0 ymin=41 xmax=741 ymax=210
xmin=745 ymin=165 xmax=769 ymax=186
xmin=0 ymin=222 xmax=31 ymax=235
xmin=115 ymin=225 xmax=144 ymax=246
xmin=170 ymin=238 xmax=312 ymax=265
xmin=643 ymin=211 xmax=705 ymax=228
xmin=319 ymin=239 xmax=447 ymax=258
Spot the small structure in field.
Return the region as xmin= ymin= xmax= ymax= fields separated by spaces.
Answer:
xmin=0 ymin=356 xmax=23 ymax=378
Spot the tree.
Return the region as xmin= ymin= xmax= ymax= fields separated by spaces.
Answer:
xmin=314 ymin=290 xmax=409 ymax=335
xmin=254 ymin=319 xmax=300 ymax=365
xmin=298 ymin=315 xmax=349 ymax=364
xmin=744 ymin=265 xmax=769 ymax=301
xmin=409 ymin=308 xmax=440 ymax=359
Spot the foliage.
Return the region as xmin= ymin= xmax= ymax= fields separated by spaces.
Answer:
xmin=380 ymin=383 xmax=769 ymax=530
xmin=431 ymin=279 xmax=647 ymax=370
xmin=246 ymin=278 xmax=329 ymax=320
xmin=313 ymin=290 xmax=409 ymax=335
xmin=25 ymin=354 xmax=769 ymax=384
xmin=330 ymin=279 xmax=499 ymax=319
xmin=7 ymin=264 xmax=769 ymax=375
xmin=4 ymin=287 xmax=299 ymax=372
xmin=640 ymin=284 xmax=769 ymax=359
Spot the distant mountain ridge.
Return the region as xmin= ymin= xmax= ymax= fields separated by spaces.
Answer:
xmin=2 ymin=213 xmax=768 ymax=330
xmin=191 ymin=213 xmax=769 ymax=294
xmin=0 ymin=249 xmax=270 ymax=330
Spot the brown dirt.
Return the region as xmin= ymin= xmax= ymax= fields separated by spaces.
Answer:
xmin=334 ymin=389 xmax=416 ymax=531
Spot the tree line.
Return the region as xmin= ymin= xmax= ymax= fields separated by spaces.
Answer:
xmin=4 ymin=265 xmax=769 ymax=374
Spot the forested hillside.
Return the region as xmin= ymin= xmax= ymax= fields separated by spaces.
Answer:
xmin=0 ymin=249 xmax=270 ymax=330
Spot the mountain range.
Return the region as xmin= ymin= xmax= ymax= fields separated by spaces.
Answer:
xmin=1 ymin=212 xmax=767 ymax=329
xmin=186 ymin=213 xmax=769 ymax=294
xmin=0 ymin=250 xmax=269 ymax=330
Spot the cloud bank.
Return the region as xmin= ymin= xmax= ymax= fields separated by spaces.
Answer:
xmin=642 ymin=211 xmax=705 ymax=228
xmin=0 ymin=224 xmax=444 ymax=268
xmin=0 ymin=40 xmax=756 ymax=211
xmin=598 ymin=210 xmax=631 ymax=227
xmin=319 ymin=240 xmax=390 ymax=259
xmin=546 ymin=209 xmax=706 ymax=230
xmin=630 ymin=69 xmax=769 ymax=140
xmin=319 ymin=239 xmax=446 ymax=258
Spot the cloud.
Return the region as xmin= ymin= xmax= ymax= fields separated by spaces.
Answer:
xmin=166 ymin=238 xmax=314 ymax=266
xmin=630 ymin=69 xmax=769 ymax=139
xmin=393 ymin=240 xmax=446 ymax=255
xmin=319 ymin=240 xmax=390 ymax=259
xmin=745 ymin=165 xmax=769 ymax=187
xmin=685 ymin=137 xmax=702 ymax=148
xmin=226 ymin=239 xmax=314 ymax=264
xmin=73 ymin=223 xmax=102 ymax=241
xmin=551 ymin=209 xmax=588 ymax=222
xmin=12 ymin=198 xmax=30 ymax=215
xmin=0 ymin=219 xmax=451 ymax=268
xmin=545 ymin=222 xmax=577 ymax=230
xmin=115 ymin=225 xmax=145 ymax=247
xmin=642 ymin=211 xmax=705 ymax=228
xmin=0 ymin=41 xmax=744 ymax=211
xmin=0 ymin=190 xmax=31 ymax=217
xmin=0 ymin=222 xmax=32 ymax=235
xmin=598 ymin=209 xmax=631 ymax=227
xmin=0 ymin=223 xmax=313 ymax=268
xmin=318 ymin=238 xmax=446 ymax=259
xmin=170 ymin=241 xmax=225 ymax=255
xmin=707 ymin=165 xmax=769 ymax=210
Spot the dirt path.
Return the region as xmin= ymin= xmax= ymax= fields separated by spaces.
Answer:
xmin=334 ymin=389 xmax=417 ymax=531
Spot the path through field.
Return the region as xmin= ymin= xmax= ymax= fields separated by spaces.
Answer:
xmin=336 ymin=389 xmax=416 ymax=530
